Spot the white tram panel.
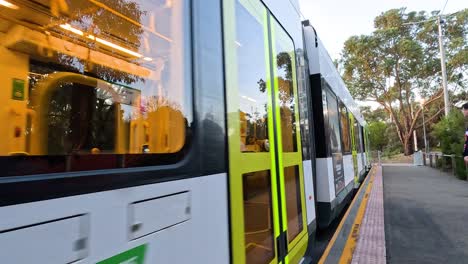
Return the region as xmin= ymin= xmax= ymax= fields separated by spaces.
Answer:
xmin=343 ymin=154 xmax=354 ymax=185
xmin=357 ymin=153 xmax=364 ymax=175
xmin=303 ymin=160 xmax=316 ymax=225
xmin=0 ymin=174 xmax=230 ymax=264
xmin=315 ymin=157 xmax=335 ymax=203
xmin=0 ymin=215 xmax=89 ymax=264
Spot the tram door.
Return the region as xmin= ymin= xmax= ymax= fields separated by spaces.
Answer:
xmin=349 ymin=114 xmax=359 ymax=185
xmin=224 ymin=0 xmax=308 ymax=263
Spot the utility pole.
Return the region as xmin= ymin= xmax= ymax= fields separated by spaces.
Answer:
xmin=421 ymin=102 xmax=429 ymax=153
xmin=437 ymin=16 xmax=450 ymax=115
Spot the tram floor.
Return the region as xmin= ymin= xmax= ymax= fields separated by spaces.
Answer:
xmin=383 ymin=165 xmax=468 ymax=264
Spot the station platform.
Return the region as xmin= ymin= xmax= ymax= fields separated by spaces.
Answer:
xmin=316 ymin=165 xmax=385 ymax=264
xmin=316 ymin=164 xmax=468 ymax=264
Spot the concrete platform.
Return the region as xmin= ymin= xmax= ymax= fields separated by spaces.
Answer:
xmin=383 ymin=165 xmax=468 ymax=263
xmin=317 ymin=166 xmax=383 ymax=264
xmin=316 ymin=164 xmax=468 ymax=264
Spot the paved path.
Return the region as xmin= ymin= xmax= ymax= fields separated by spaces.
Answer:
xmin=383 ymin=166 xmax=468 ymax=263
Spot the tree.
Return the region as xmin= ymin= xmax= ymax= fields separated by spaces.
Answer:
xmin=361 ymin=106 xmax=388 ymax=123
xmin=368 ymin=121 xmax=389 ymax=151
xmin=341 ymin=8 xmax=467 ymax=155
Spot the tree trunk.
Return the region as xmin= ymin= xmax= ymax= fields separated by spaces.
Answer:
xmin=403 ymin=134 xmax=414 ymax=156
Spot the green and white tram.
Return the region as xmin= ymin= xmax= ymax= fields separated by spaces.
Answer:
xmin=0 ymin=0 xmax=370 ymax=263
xmin=303 ymin=22 xmax=371 ymax=229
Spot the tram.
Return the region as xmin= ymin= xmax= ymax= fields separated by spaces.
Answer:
xmin=303 ymin=22 xmax=370 ymax=228
xmin=0 ymin=0 xmax=370 ymax=263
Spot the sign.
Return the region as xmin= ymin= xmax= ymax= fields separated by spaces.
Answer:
xmin=332 ymin=152 xmax=345 ymax=194
xmin=97 ymin=244 xmax=147 ymax=264
xmin=12 ymin=79 xmax=25 ymax=100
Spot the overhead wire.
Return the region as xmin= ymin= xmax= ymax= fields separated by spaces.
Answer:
xmin=441 ymin=0 xmax=449 ymax=15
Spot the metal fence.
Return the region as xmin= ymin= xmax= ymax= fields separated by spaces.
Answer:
xmin=423 ymin=152 xmax=468 ymax=180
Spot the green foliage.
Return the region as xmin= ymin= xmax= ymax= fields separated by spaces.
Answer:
xmin=432 ymin=110 xmax=466 ymax=179
xmin=432 ymin=110 xmax=465 ymax=154
xmin=361 ymin=106 xmax=387 ymax=123
xmin=368 ymin=121 xmax=389 ymax=151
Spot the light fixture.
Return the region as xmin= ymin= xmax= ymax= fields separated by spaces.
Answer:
xmin=87 ymin=35 xmax=142 ymax=58
xmin=0 ymin=0 xmax=19 ymax=9
xmin=241 ymin=95 xmax=257 ymax=103
xmin=60 ymin=23 xmax=152 ymax=60
xmin=60 ymin=24 xmax=84 ymax=36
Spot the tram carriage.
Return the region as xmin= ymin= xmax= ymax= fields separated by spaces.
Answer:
xmin=303 ymin=22 xmax=370 ymax=228
xmin=0 ymin=0 xmax=370 ymax=263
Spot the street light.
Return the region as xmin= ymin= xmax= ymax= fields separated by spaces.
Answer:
xmin=420 ymin=99 xmax=429 ymax=153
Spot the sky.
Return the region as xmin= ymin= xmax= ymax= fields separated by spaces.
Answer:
xmin=298 ymin=0 xmax=467 ymax=61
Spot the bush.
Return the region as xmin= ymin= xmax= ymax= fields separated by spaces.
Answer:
xmin=432 ymin=110 xmax=466 ymax=179
xmin=454 ymin=157 xmax=467 ymax=180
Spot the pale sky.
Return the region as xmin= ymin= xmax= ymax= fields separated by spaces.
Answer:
xmin=299 ymin=0 xmax=467 ymax=61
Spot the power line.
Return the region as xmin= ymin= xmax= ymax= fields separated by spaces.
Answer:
xmin=441 ymin=0 xmax=449 ymax=15
xmin=400 ymin=10 xmax=461 ymax=27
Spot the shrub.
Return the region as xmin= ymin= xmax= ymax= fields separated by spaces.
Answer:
xmin=432 ymin=110 xmax=466 ymax=179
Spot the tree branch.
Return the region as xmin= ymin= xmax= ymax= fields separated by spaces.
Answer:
xmin=407 ymin=90 xmax=443 ymax=134
xmin=414 ymin=108 xmax=444 ymax=129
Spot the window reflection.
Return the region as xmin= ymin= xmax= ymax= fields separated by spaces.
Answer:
xmin=284 ymin=165 xmax=303 ymax=243
xmin=243 ymin=170 xmax=275 ymax=264
xmin=354 ymin=120 xmax=362 ymax=153
xmin=339 ymin=103 xmax=351 ymax=153
xmin=0 ymin=0 xmax=191 ymax=174
xmin=325 ymin=88 xmax=342 ymax=154
xmin=235 ymin=1 xmax=269 ymax=153
xmin=274 ymin=22 xmax=297 ymax=153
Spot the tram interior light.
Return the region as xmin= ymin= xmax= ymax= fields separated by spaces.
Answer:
xmin=60 ymin=23 xmax=152 ymax=61
xmin=0 ymin=0 xmax=19 ymax=9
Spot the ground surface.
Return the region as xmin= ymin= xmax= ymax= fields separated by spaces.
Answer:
xmin=383 ymin=165 xmax=468 ymax=264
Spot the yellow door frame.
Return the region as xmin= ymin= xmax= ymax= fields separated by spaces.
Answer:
xmin=223 ymin=0 xmax=308 ymax=263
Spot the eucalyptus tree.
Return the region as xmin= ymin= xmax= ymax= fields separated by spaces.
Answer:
xmin=341 ymin=8 xmax=467 ymax=155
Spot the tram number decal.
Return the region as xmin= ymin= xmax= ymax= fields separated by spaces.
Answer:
xmin=97 ymin=244 xmax=147 ymax=264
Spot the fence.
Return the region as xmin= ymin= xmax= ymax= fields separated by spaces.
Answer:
xmin=423 ymin=152 xmax=468 ymax=180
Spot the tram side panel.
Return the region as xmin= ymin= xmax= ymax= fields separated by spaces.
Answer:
xmin=294 ymin=30 xmax=318 ymax=241
xmin=303 ymin=25 xmax=356 ymax=228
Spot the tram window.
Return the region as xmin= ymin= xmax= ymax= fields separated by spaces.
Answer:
xmin=360 ymin=125 xmax=366 ymax=153
xmin=273 ymin=21 xmax=298 ymax=153
xmin=242 ymin=170 xmax=275 ymax=264
xmin=339 ymin=102 xmax=351 ymax=154
xmin=284 ymin=165 xmax=303 ymax=243
xmin=354 ymin=120 xmax=362 ymax=153
xmin=324 ymin=87 xmax=342 ymax=154
xmin=0 ymin=0 xmax=191 ymax=176
xmin=235 ymin=1 xmax=270 ymax=153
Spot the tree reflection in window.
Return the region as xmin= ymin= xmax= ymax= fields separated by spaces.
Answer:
xmin=275 ymin=42 xmax=297 ymax=152
xmin=0 ymin=0 xmax=192 ymax=174
xmin=235 ymin=1 xmax=270 ymax=153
